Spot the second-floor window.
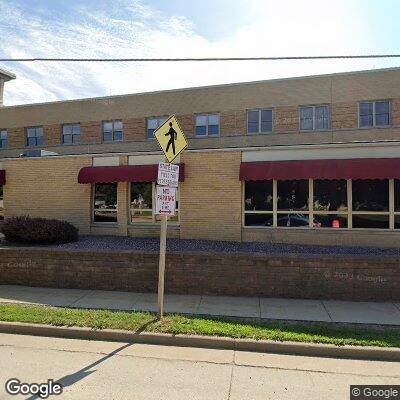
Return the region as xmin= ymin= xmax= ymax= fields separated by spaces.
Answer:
xmin=247 ymin=109 xmax=273 ymax=133
xmin=300 ymin=105 xmax=329 ymax=131
xmin=103 ymin=120 xmax=123 ymax=142
xmin=0 ymin=130 xmax=7 ymax=149
xmin=195 ymin=114 xmax=219 ymax=136
xmin=26 ymin=126 xmax=44 ymax=147
xmin=147 ymin=117 xmax=168 ymax=139
xmin=62 ymin=124 xmax=81 ymax=144
xmin=359 ymin=100 xmax=390 ymax=128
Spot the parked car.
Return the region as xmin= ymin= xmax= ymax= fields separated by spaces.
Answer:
xmin=265 ymin=214 xmax=321 ymax=227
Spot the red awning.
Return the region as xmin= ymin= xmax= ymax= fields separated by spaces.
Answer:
xmin=78 ymin=164 xmax=185 ymax=184
xmin=240 ymin=158 xmax=400 ymax=181
xmin=0 ymin=170 xmax=5 ymax=185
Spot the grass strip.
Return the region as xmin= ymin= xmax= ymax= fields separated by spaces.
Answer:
xmin=0 ymin=303 xmax=399 ymax=348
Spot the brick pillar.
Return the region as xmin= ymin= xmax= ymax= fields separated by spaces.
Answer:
xmin=117 ymin=156 xmax=129 ymax=236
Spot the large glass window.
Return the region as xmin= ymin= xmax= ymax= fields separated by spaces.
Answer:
xmin=195 ymin=114 xmax=219 ymax=136
xmin=147 ymin=117 xmax=168 ymax=139
xmin=313 ymin=180 xmax=347 ymax=211
xmin=300 ymin=105 xmax=329 ymax=131
xmin=0 ymin=185 xmax=3 ymax=220
xmin=277 ymin=180 xmax=308 ymax=211
xmin=103 ymin=120 xmax=123 ymax=142
xmin=93 ymin=183 xmax=117 ymax=223
xmin=247 ymin=109 xmax=273 ymax=134
xmin=62 ymin=124 xmax=81 ymax=144
xmin=243 ymin=178 xmax=393 ymax=230
xmin=130 ymin=183 xmax=179 ymax=224
xmin=352 ymin=180 xmax=388 ymax=211
xmin=0 ymin=130 xmax=7 ymax=149
xmin=26 ymin=126 xmax=44 ymax=147
xmin=359 ymin=100 xmax=390 ymax=128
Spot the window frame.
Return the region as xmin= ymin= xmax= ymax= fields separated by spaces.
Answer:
xmin=62 ymin=123 xmax=81 ymax=145
xmin=129 ymin=182 xmax=180 ymax=225
xmin=102 ymin=120 xmax=123 ymax=142
xmin=242 ymin=178 xmax=395 ymax=230
xmin=299 ymin=105 xmax=330 ymax=132
xmin=146 ymin=116 xmax=169 ymax=140
xmin=26 ymin=126 xmax=44 ymax=147
xmin=0 ymin=129 xmax=7 ymax=149
xmin=92 ymin=183 xmax=118 ymax=224
xmin=358 ymin=100 xmax=391 ymax=128
xmin=195 ymin=113 xmax=220 ymax=137
xmin=246 ymin=108 xmax=274 ymax=134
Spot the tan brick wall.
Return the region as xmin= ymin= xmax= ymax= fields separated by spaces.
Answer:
xmin=177 ymin=114 xmax=194 ymax=138
xmin=275 ymin=106 xmax=299 ymax=133
xmin=44 ymin=124 xmax=61 ymax=146
xmin=81 ymin=121 xmax=101 ymax=144
xmin=124 ymin=117 xmax=146 ymax=141
xmin=392 ymin=98 xmax=400 ymax=126
xmin=2 ymin=156 xmax=92 ymax=234
xmin=7 ymin=127 xmax=25 ymax=149
xmin=180 ymin=151 xmax=242 ymax=241
xmin=220 ymin=110 xmax=246 ymax=136
xmin=331 ymin=102 xmax=358 ymax=130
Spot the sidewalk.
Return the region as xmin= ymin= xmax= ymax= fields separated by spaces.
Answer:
xmin=0 ymin=285 xmax=399 ymax=326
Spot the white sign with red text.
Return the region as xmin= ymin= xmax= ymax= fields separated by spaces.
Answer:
xmin=157 ymin=162 xmax=179 ymax=187
xmin=155 ymin=186 xmax=176 ymax=216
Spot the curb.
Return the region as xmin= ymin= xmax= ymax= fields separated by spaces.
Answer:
xmin=0 ymin=321 xmax=399 ymax=362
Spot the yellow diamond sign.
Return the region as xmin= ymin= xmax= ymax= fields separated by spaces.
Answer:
xmin=154 ymin=115 xmax=188 ymax=163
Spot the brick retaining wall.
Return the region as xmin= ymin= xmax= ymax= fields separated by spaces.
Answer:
xmin=0 ymin=248 xmax=398 ymax=301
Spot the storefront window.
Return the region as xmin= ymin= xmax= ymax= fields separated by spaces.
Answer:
xmin=277 ymin=180 xmax=308 ymax=211
xmin=93 ymin=184 xmax=117 ymax=223
xmin=314 ymin=214 xmax=348 ymax=228
xmin=0 ymin=186 xmax=3 ymax=221
xmin=352 ymin=180 xmax=388 ymax=211
xmin=352 ymin=215 xmax=389 ymax=229
xmin=314 ymin=180 xmax=347 ymax=211
xmin=243 ymin=181 xmax=273 ymax=226
xmin=130 ymin=183 xmax=153 ymax=223
xmin=277 ymin=214 xmax=310 ymax=227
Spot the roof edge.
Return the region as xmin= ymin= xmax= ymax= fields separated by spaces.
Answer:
xmin=0 ymin=67 xmax=16 ymax=81
xmin=1 ymin=65 xmax=400 ymax=109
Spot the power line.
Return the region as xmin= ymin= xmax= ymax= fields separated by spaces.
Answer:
xmin=1 ymin=54 xmax=400 ymax=62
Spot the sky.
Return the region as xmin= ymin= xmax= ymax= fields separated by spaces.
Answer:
xmin=0 ymin=0 xmax=399 ymax=106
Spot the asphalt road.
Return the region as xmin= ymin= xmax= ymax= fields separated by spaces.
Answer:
xmin=0 ymin=333 xmax=399 ymax=400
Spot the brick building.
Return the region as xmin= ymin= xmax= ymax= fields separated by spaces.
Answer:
xmin=1 ymin=66 xmax=400 ymax=247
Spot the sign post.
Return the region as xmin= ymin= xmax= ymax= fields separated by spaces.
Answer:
xmin=154 ymin=115 xmax=188 ymax=319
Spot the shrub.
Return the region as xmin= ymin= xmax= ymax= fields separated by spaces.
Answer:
xmin=1 ymin=216 xmax=79 ymax=244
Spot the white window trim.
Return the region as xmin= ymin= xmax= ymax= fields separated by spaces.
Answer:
xmin=243 ymin=178 xmax=395 ymax=230
xmin=358 ymin=100 xmax=391 ymax=128
xmin=62 ymin=123 xmax=81 ymax=145
xmin=92 ymin=183 xmax=118 ymax=225
xmin=246 ymin=109 xmax=274 ymax=134
xmin=0 ymin=129 xmax=7 ymax=149
xmin=195 ymin=113 xmax=220 ymax=137
xmin=102 ymin=120 xmax=124 ymax=142
xmin=146 ymin=116 xmax=169 ymax=140
xmin=299 ymin=105 xmax=330 ymax=132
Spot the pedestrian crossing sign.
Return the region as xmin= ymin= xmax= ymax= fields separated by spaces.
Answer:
xmin=154 ymin=115 xmax=188 ymax=163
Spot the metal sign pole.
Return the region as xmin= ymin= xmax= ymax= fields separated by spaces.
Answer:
xmin=157 ymin=213 xmax=167 ymax=319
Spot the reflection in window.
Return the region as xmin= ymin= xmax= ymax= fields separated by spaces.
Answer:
xmin=103 ymin=120 xmax=123 ymax=142
xmin=195 ymin=114 xmax=219 ymax=136
xmin=247 ymin=109 xmax=273 ymax=133
xmin=277 ymin=180 xmax=308 ymax=211
xmin=26 ymin=126 xmax=44 ymax=147
xmin=313 ymin=214 xmax=348 ymax=228
xmin=62 ymin=124 xmax=81 ymax=144
xmin=314 ymin=180 xmax=347 ymax=211
xmin=277 ymin=214 xmax=311 ymax=227
xmin=93 ymin=183 xmax=117 ymax=223
xmin=0 ymin=130 xmax=7 ymax=149
xmin=300 ymin=105 xmax=329 ymax=131
xmin=245 ymin=181 xmax=273 ymax=211
xmin=353 ymin=215 xmax=389 ymax=229
xmin=394 ymin=179 xmax=400 ymax=211
xmin=352 ymin=180 xmax=388 ymax=211
xmin=0 ymin=185 xmax=3 ymax=220
xmin=147 ymin=117 xmax=168 ymax=139
xmin=130 ymin=183 xmax=153 ymax=223
xmin=359 ymin=100 xmax=390 ymax=128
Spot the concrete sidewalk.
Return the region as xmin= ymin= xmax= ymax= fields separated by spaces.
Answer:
xmin=0 ymin=285 xmax=399 ymax=326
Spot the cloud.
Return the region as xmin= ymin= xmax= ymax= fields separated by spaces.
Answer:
xmin=0 ymin=0 xmax=397 ymax=106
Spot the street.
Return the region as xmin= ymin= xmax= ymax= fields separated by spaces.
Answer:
xmin=0 ymin=333 xmax=398 ymax=399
